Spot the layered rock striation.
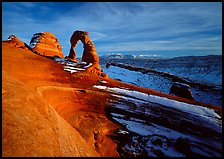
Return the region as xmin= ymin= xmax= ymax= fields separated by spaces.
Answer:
xmin=30 ymin=32 xmax=64 ymax=58
xmin=2 ymin=37 xmax=119 ymax=157
xmin=2 ymin=71 xmax=99 ymax=157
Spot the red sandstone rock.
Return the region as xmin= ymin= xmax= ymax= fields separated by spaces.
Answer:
xmin=2 ymin=41 xmax=222 ymax=157
xmin=2 ymin=71 xmax=99 ymax=157
xmin=67 ymin=30 xmax=99 ymax=64
xmin=30 ymin=32 xmax=64 ymax=58
xmin=68 ymin=30 xmax=107 ymax=78
xmin=3 ymin=35 xmax=28 ymax=49
xmin=80 ymin=31 xmax=99 ymax=64
xmin=2 ymin=42 xmax=119 ymax=157
xmin=66 ymin=31 xmax=83 ymax=62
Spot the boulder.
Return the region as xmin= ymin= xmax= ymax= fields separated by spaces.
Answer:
xmin=170 ymin=82 xmax=194 ymax=100
xmin=30 ymin=32 xmax=64 ymax=58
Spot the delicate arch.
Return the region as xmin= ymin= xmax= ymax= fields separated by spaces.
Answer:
xmin=67 ymin=30 xmax=99 ymax=64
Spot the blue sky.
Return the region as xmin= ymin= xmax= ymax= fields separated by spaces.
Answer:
xmin=2 ymin=2 xmax=222 ymax=58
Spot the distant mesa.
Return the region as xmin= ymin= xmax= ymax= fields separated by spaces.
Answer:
xmin=29 ymin=32 xmax=64 ymax=58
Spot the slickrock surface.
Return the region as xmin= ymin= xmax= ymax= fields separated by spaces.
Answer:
xmin=2 ymin=40 xmax=119 ymax=157
xmin=2 ymin=36 xmax=222 ymax=157
xmin=2 ymin=71 xmax=99 ymax=157
xmin=30 ymin=32 xmax=64 ymax=58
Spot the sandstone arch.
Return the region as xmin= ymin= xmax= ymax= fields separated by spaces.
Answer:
xmin=67 ymin=30 xmax=99 ymax=64
xmin=67 ymin=30 xmax=107 ymax=78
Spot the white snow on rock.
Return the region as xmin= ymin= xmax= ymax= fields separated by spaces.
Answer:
xmin=54 ymin=57 xmax=67 ymax=62
xmin=83 ymin=63 xmax=92 ymax=68
xmin=117 ymin=129 xmax=129 ymax=134
xmin=93 ymin=85 xmax=221 ymax=122
xmin=29 ymin=37 xmax=39 ymax=49
xmin=79 ymin=61 xmax=87 ymax=64
xmin=54 ymin=58 xmax=94 ymax=74
xmin=98 ymin=80 xmax=108 ymax=84
xmin=63 ymin=68 xmax=77 ymax=73
xmin=7 ymin=35 xmax=16 ymax=41
xmin=63 ymin=66 xmax=85 ymax=71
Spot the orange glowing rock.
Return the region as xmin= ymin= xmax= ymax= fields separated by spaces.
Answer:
xmin=30 ymin=32 xmax=64 ymax=58
xmin=67 ymin=30 xmax=107 ymax=78
xmin=4 ymin=35 xmax=28 ymax=49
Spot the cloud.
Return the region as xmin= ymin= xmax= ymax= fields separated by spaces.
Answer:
xmin=96 ymin=35 xmax=222 ymax=53
xmin=17 ymin=2 xmax=36 ymax=8
xmin=2 ymin=2 xmax=222 ymax=57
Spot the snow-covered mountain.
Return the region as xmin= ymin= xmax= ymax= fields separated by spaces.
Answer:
xmin=100 ymin=53 xmax=163 ymax=59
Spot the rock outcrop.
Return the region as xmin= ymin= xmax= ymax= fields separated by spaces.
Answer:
xmin=170 ymin=82 xmax=194 ymax=100
xmin=2 ymin=71 xmax=99 ymax=157
xmin=67 ymin=30 xmax=99 ymax=64
xmin=30 ymin=32 xmax=64 ymax=58
xmin=67 ymin=30 xmax=107 ymax=78
xmin=2 ymin=38 xmax=222 ymax=157
xmin=80 ymin=31 xmax=99 ymax=64
xmin=2 ymin=41 xmax=119 ymax=157
xmin=4 ymin=35 xmax=29 ymax=49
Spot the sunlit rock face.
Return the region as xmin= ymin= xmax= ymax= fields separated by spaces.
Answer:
xmin=67 ymin=30 xmax=107 ymax=78
xmin=2 ymin=38 xmax=222 ymax=157
xmin=68 ymin=30 xmax=99 ymax=64
xmin=80 ymin=31 xmax=99 ymax=64
xmin=2 ymin=71 xmax=99 ymax=157
xmin=5 ymin=35 xmax=28 ymax=49
xmin=29 ymin=32 xmax=64 ymax=58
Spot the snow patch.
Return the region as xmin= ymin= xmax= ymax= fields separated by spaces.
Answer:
xmin=54 ymin=57 xmax=67 ymax=62
xmin=93 ymin=85 xmax=221 ymax=122
xmin=83 ymin=63 xmax=92 ymax=68
xmin=118 ymin=129 xmax=129 ymax=134
xmin=63 ymin=68 xmax=78 ymax=73
xmin=63 ymin=66 xmax=85 ymax=71
xmin=98 ymin=80 xmax=108 ymax=84
xmin=7 ymin=35 xmax=16 ymax=40
xmin=79 ymin=61 xmax=87 ymax=65
xmin=29 ymin=36 xmax=39 ymax=49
